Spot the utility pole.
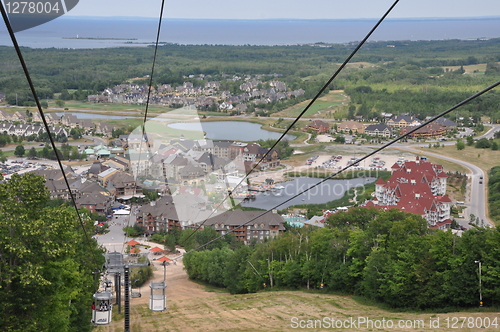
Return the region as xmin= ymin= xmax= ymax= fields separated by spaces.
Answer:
xmin=162 ymin=261 xmax=167 ymax=281
xmin=475 ymin=260 xmax=483 ymax=307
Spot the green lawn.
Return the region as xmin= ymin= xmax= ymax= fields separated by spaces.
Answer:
xmin=275 ymin=90 xmax=348 ymax=118
xmin=54 ymin=101 xmax=174 ymax=114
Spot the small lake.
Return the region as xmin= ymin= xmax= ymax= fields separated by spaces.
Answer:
xmin=168 ymin=121 xmax=296 ymax=141
xmin=240 ymin=177 xmax=375 ymax=210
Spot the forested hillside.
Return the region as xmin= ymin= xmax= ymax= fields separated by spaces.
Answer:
xmin=0 ymin=173 xmax=104 ymax=332
xmin=184 ymin=208 xmax=500 ymax=310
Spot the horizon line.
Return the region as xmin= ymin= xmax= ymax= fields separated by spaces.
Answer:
xmin=62 ymin=15 xmax=500 ymax=21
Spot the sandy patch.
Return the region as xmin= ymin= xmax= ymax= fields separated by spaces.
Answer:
xmin=131 ymin=255 xmax=224 ymax=305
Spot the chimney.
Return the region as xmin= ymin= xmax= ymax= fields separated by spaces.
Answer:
xmin=415 ymin=193 xmax=420 ymax=199
xmin=150 ymin=201 xmax=156 ymax=206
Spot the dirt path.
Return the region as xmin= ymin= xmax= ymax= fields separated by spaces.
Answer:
xmin=131 ymin=255 xmax=224 ymax=305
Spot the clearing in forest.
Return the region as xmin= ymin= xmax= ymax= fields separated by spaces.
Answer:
xmin=275 ymin=90 xmax=348 ymax=119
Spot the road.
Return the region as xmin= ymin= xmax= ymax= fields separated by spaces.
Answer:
xmin=290 ymin=132 xmax=312 ymax=147
xmin=1 ymin=135 xmax=104 ymax=152
xmin=480 ymin=124 xmax=500 ymax=139
xmin=95 ymin=212 xmax=137 ymax=254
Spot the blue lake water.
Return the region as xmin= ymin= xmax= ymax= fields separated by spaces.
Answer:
xmin=1 ymin=17 xmax=499 ymax=48
xmin=240 ymin=177 xmax=376 ymax=210
xmin=168 ymin=121 xmax=296 ymax=141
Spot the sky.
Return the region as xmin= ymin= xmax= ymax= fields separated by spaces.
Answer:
xmin=66 ymin=0 xmax=500 ymax=20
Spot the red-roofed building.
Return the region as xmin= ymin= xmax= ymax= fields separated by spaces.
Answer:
xmin=367 ymin=157 xmax=451 ymax=229
xmin=401 ymin=122 xmax=447 ymax=138
xmin=304 ymin=120 xmax=330 ymax=133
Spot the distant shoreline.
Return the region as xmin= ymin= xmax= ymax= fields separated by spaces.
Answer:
xmin=4 ymin=17 xmax=499 ymax=49
xmin=61 ymin=16 xmax=500 ymax=22
xmin=62 ymin=37 xmax=137 ymax=40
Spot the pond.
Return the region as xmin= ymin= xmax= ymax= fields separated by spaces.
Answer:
xmin=240 ymin=177 xmax=375 ymax=210
xmin=167 ymin=121 xmax=296 ymax=142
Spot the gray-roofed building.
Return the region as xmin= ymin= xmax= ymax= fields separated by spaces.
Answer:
xmin=200 ymin=209 xmax=285 ymax=244
xmin=136 ymin=196 xmax=178 ymax=234
xmin=61 ymin=114 xmax=79 ymax=128
xmin=75 ymin=192 xmax=113 ymax=215
xmin=434 ymin=117 xmax=458 ymax=129
xmin=79 ymin=119 xmax=95 ymax=132
xmin=170 ymin=139 xmax=196 ymax=152
xmin=103 ymin=157 xmax=129 ymax=172
xmin=30 ymin=167 xmax=79 ymax=200
xmin=107 ymin=171 xmax=141 ymax=197
xmin=0 ymin=110 xmax=10 ymax=121
xmin=0 ymin=123 xmax=13 ymax=134
xmin=178 ymin=164 xmax=205 ymax=185
xmin=364 ymin=124 xmax=393 ymax=137
xmin=96 ymin=122 xmax=115 ymax=137
xmin=193 ymin=139 xmax=214 ymax=154
xmin=387 ymin=115 xmax=420 ymax=128
xmin=47 ymin=126 xmax=68 ymax=138
xmin=195 ymin=152 xmax=227 ymax=173
xmin=162 ymin=155 xmax=189 ymax=180
xmin=213 ymin=140 xmax=234 ymax=159
xmin=46 ymin=113 xmax=61 ymax=124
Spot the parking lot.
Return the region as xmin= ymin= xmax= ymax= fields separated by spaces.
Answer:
xmin=0 ymin=159 xmax=49 ymax=179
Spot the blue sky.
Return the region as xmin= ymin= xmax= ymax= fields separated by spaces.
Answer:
xmin=66 ymin=0 xmax=500 ymax=20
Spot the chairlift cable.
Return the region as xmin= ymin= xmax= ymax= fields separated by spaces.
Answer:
xmin=177 ymin=79 xmax=500 ymax=259
xmin=0 ymin=1 xmax=100 ymax=267
xmin=121 ymin=0 xmax=167 ymax=254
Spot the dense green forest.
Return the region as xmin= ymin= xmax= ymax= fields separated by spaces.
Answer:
xmin=488 ymin=166 xmax=500 ymax=223
xmin=183 ymin=207 xmax=500 ymax=310
xmin=2 ymin=38 xmax=500 ymax=119
xmin=0 ymin=173 xmax=104 ymax=332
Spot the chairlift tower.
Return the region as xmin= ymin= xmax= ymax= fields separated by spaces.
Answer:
xmin=101 ymin=251 xmax=150 ymax=330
